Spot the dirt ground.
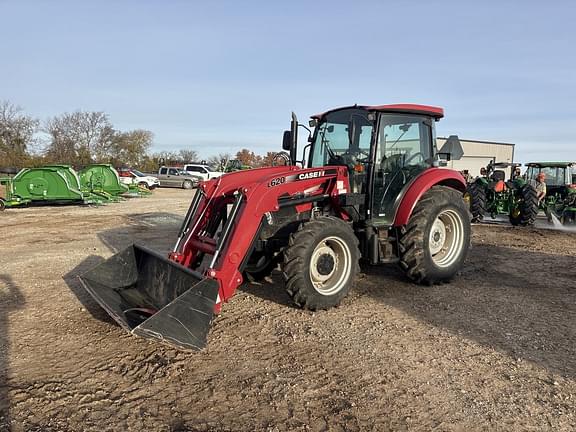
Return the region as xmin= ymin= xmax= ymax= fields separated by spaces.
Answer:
xmin=1 ymin=188 xmax=575 ymax=431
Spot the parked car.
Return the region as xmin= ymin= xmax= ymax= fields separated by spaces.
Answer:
xmin=156 ymin=167 xmax=201 ymax=189
xmin=117 ymin=168 xmax=160 ymax=189
xmin=183 ymin=164 xmax=224 ymax=181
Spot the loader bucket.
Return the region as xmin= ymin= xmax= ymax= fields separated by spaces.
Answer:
xmin=79 ymin=244 xmax=219 ymax=351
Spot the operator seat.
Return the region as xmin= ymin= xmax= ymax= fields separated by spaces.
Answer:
xmin=490 ymin=170 xmax=506 ymax=182
xmin=380 ymin=153 xmax=405 ymax=173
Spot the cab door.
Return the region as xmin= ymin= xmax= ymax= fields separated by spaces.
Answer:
xmin=371 ymin=114 xmax=434 ymax=225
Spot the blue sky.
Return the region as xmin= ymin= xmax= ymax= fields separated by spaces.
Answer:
xmin=1 ymin=0 xmax=575 ymax=162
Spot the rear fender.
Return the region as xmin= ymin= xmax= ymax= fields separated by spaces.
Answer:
xmin=393 ymin=168 xmax=466 ymax=226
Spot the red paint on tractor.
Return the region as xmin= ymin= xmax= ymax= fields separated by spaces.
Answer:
xmin=393 ymin=168 xmax=466 ymax=226
xmin=172 ymin=165 xmax=351 ymax=312
xmin=312 ymin=104 xmax=444 ymax=120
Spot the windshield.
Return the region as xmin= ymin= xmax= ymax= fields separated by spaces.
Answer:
xmin=309 ymin=108 xmax=374 ymax=168
xmin=528 ymin=166 xmax=569 ymax=186
xmin=131 ymin=169 xmax=145 ymax=177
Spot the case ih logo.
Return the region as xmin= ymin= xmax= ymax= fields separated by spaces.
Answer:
xmin=298 ymin=170 xmax=325 ymax=180
xmin=268 ymin=169 xmax=332 ymax=187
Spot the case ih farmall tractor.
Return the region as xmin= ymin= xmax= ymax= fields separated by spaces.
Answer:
xmin=465 ymin=162 xmax=539 ymax=226
xmin=80 ymin=104 xmax=471 ymax=350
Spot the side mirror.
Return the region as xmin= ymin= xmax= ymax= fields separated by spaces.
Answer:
xmin=435 ymin=152 xmax=451 ymax=167
xmin=438 ymin=152 xmax=451 ymax=162
xmin=282 ymin=130 xmax=292 ymax=151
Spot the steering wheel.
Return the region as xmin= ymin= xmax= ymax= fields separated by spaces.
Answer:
xmin=341 ymin=149 xmax=370 ymax=164
xmin=404 ymin=152 xmax=425 ymax=166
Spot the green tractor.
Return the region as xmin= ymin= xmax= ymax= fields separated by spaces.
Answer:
xmin=465 ymin=161 xmax=539 ymax=226
xmin=224 ymin=159 xmax=252 ymax=172
xmin=525 ymin=162 xmax=576 ymax=225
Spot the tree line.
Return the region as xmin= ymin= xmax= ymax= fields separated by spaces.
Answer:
xmin=0 ymin=101 xmax=282 ymax=173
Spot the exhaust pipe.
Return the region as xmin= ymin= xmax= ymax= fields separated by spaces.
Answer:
xmin=79 ymin=244 xmax=218 ymax=351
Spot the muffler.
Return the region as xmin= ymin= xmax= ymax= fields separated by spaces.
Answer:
xmin=79 ymin=244 xmax=219 ymax=351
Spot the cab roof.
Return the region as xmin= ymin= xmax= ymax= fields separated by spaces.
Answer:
xmin=525 ymin=162 xmax=576 ymax=168
xmin=311 ymin=104 xmax=444 ymax=120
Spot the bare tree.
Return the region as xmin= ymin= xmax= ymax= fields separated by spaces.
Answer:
xmin=178 ymin=149 xmax=199 ymax=163
xmin=207 ymin=152 xmax=231 ymax=171
xmin=110 ymin=129 xmax=153 ymax=167
xmin=0 ymin=101 xmax=39 ymax=166
xmin=44 ymin=111 xmax=114 ymax=165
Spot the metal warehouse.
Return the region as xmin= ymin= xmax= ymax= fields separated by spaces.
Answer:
xmin=437 ymin=137 xmax=515 ymax=177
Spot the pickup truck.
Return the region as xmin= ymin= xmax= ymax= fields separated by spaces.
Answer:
xmin=155 ymin=166 xmax=202 ymax=189
xmin=117 ymin=168 xmax=160 ymax=189
xmin=183 ymin=163 xmax=224 ymax=181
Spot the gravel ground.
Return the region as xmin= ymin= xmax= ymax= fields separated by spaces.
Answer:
xmin=1 ymin=188 xmax=575 ymax=431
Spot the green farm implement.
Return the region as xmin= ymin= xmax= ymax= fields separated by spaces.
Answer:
xmin=465 ymin=162 xmax=538 ymax=226
xmin=78 ymin=164 xmax=130 ymax=202
xmin=0 ymin=165 xmax=102 ymax=210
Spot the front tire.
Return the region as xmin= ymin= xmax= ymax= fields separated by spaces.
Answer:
xmin=182 ymin=180 xmax=193 ymax=190
xmin=398 ymin=186 xmax=471 ymax=284
xmin=282 ymin=216 xmax=360 ymax=310
xmin=138 ymin=182 xmax=150 ymax=190
xmin=0 ymin=199 xmax=5 ymax=211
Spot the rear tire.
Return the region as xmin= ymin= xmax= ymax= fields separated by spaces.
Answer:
xmin=282 ymin=216 xmax=360 ymax=310
xmin=465 ymin=182 xmax=486 ymax=222
xmin=398 ymin=186 xmax=471 ymax=284
xmin=509 ymin=185 xmax=538 ymax=226
xmin=0 ymin=199 xmax=5 ymax=211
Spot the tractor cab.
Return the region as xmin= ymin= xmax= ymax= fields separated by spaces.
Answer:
xmin=524 ymin=162 xmax=576 ymax=224
xmin=295 ymin=104 xmax=460 ymax=226
xmin=525 ymin=162 xmax=576 ymax=199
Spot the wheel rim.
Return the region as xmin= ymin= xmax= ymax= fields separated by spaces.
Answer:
xmin=428 ymin=209 xmax=465 ymax=268
xmin=309 ymin=236 xmax=352 ymax=296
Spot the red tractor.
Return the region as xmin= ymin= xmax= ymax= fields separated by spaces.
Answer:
xmin=80 ymin=104 xmax=471 ymax=350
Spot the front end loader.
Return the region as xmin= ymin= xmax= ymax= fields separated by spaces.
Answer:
xmin=80 ymin=104 xmax=471 ymax=350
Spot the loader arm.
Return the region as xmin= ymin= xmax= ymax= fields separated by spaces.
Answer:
xmin=170 ymin=165 xmax=351 ymax=311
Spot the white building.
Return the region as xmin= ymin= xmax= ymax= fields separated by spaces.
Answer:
xmin=437 ymin=137 xmax=515 ymax=177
